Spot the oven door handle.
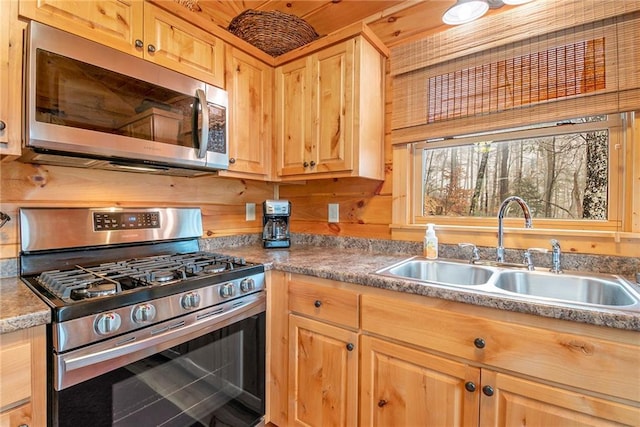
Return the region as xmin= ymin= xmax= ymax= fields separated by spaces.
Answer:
xmin=56 ymin=294 xmax=265 ymax=390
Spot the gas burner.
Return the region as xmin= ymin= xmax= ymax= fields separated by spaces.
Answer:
xmin=70 ymin=282 xmax=118 ymax=300
xmin=151 ymin=270 xmax=178 ymax=283
xmin=202 ymin=263 xmax=227 ymax=274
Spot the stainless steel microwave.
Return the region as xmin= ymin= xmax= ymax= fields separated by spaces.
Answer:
xmin=19 ymin=22 xmax=228 ymax=176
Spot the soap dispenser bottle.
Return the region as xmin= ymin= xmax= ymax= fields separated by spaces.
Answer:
xmin=424 ymin=223 xmax=438 ymax=259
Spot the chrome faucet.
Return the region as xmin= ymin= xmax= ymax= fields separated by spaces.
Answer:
xmin=458 ymin=243 xmax=480 ymax=263
xmin=496 ymin=196 xmax=532 ymax=262
xmin=550 ymin=239 xmax=563 ymax=274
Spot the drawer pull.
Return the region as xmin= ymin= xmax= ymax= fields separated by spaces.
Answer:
xmin=482 ymin=385 xmax=495 ymax=396
xmin=314 ymin=300 xmax=322 ymax=308
xmin=473 ymin=337 xmax=486 ymax=349
xmin=377 ymin=399 xmax=387 ymax=407
xmin=464 ymin=381 xmax=476 ymax=392
xmin=346 ymin=343 xmax=354 ymax=351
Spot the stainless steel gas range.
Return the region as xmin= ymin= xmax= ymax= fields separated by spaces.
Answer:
xmin=19 ymin=207 xmax=266 ymax=427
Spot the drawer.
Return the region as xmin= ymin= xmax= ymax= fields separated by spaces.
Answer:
xmin=288 ymin=276 xmax=359 ymax=329
xmin=0 ymin=332 xmax=31 ymax=410
xmin=361 ymin=293 xmax=640 ymax=402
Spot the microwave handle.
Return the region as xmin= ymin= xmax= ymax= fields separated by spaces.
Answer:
xmin=195 ymin=88 xmax=209 ymax=159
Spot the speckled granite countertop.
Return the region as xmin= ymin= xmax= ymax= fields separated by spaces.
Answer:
xmin=2 ymin=240 xmax=639 ymax=333
xmin=0 ymin=277 xmax=51 ymax=334
xmin=200 ymin=242 xmax=640 ymax=331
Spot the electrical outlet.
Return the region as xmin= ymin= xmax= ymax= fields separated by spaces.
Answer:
xmin=328 ymin=203 xmax=339 ymax=223
xmin=246 ymin=203 xmax=256 ymax=221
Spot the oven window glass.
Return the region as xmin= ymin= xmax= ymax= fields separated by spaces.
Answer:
xmin=35 ymin=49 xmax=225 ymax=153
xmin=52 ymin=313 xmax=265 ymax=427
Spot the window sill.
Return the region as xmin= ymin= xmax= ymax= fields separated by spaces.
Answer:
xmin=390 ymin=224 xmax=640 ymax=258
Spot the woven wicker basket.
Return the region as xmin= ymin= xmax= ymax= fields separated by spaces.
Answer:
xmin=228 ymin=9 xmax=319 ymax=57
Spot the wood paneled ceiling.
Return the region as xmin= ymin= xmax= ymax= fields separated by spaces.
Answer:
xmin=177 ymin=0 xmax=515 ymax=47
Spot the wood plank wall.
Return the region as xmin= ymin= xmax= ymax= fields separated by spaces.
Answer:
xmin=0 ymin=161 xmax=273 ymax=259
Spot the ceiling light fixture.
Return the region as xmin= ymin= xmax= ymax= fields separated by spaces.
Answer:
xmin=442 ymin=0 xmax=490 ymax=25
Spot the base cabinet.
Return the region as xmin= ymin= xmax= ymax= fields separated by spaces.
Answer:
xmin=0 ymin=325 xmax=46 ymax=427
xmin=480 ymin=370 xmax=640 ymax=427
xmin=269 ymin=273 xmax=640 ymax=427
xmin=288 ymin=315 xmax=358 ymax=427
xmin=360 ymin=336 xmax=480 ymax=427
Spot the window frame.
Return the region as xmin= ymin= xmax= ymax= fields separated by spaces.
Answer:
xmin=410 ymin=114 xmax=624 ymax=232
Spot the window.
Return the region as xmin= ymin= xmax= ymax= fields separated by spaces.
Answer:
xmin=412 ymin=114 xmax=623 ymax=229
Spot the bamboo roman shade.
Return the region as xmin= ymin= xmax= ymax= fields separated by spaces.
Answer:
xmin=390 ymin=0 xmax=640 ymax=143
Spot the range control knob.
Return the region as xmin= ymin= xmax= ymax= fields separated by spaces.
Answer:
xmin=181 ymin=292 xmax=201 ymax=310
xmin=220 ymin=283 xmax=236 ymax=298
xmin=132 ymin=303 xmax=157 ymax=324
xmin=240 ymin=278 xmax=255 ymax=293
xmin=94 ymin=312 xmax=122 ymax=336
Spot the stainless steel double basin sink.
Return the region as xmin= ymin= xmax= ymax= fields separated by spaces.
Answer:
xmin=375 ymin=257 xmax=640 ymax=311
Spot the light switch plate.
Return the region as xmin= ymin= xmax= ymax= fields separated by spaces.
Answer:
xmin=246 ymin=203 xmax=256 ymax=221
xmin=328 ymin=203 xmax=339 ymax=223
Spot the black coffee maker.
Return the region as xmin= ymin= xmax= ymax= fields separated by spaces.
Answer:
xmin=262 ymin=200 xmax=291 ymax=248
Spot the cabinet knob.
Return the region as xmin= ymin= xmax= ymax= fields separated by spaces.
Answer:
xmin=346 ymin=343 xmax=354 ymax=351
xmin=310 ymin=160 xmax=316 ymax=167
xmin=147 ymin=44 xmax=156 ymax=53
xmin=482 ymin=385 xmax=495 ymax=396
xmin=134 ymin=39 xmax=143 ymax=48
xmin=473 ymin=337 xmax=486 ymax=349
xmin=0 ymin=121 xmax=5 ymax=131
xmin=303 ymin=161 xmax=309 ymax=167
xmin=314 ymin=300 xmax=322 ymax=308
xmin=229 ymin=157 xmax=236 ymax=164
xmin=464 ymin=381 xmax=477 ymax=392
xmin=377 ymin=399 xmax=387 ymax=407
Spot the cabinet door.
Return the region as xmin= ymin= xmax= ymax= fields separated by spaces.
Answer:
xmin=480 ymin=370 xmax=640 ymax=427
xmin=276 ymin=57 xmax=312 ymax=177
xmin=221 ymin=46 xmax=272 ymax=178
xmin=361 ymin=335 xmax=480 ymax=427
xmin=143 ymin=3 xmax=224 ymax=88
xmin=19 ymin=0 xmax=144 ymax=56
xmin=289 ymin=314 xmax=358 ymax=427
xmin=0 ymin=403 xmax=31 ymax=427
xmin=311 ymin=40 xmax=354 ymax=174
xmin=0 ymin=0 xmax=23 ymax=158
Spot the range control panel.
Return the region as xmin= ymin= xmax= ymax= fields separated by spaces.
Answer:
xmin=93 ymin=211 xmax=160 ymax=231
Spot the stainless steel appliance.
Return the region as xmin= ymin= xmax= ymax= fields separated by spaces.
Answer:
xmin=20 ymin=22 xmax=228 ymax=177
xmin=262 ymin=200 xmax=291 ymax=249
xmin=19 ymin=207 xmax=265 ymax=426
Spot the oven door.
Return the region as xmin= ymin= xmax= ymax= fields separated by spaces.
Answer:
xmin=50 ymin=298 xmax=265 ymax=427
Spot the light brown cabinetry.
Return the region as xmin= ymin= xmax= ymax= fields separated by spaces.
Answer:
xmin=269 ymin=272 xmax=640 ymax=426
xmin=361 ymin=292 xmax=640 ymax=426
xmin=219 ymin=46 xmax=273 ymax=180
xmin=0 ymin=326 xmax=46 ymax=427
xmin=360 ymin=335 xmax=480 ymax=427
xmin=275 ymin=36 xmax=385 ymax=181
xmin=19 ymin=1 xmax=225 ymax=88
xmin=0 ymin=0 xmax=25 ymax=159
xmin=287 ymin=276 xmax=360 ymax=426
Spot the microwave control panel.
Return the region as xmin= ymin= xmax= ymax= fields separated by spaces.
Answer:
xmin=93 ymin=211 xmax=160 ymax=231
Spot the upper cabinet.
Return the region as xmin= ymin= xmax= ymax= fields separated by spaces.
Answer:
xmin=19 ymin=0 xmax=225 ymax=88
xmin=218 ymin=46 xmax=273 ymax=180
xmin=275 ymin=33 xmax=387 ymax=181
xmin=0 ymin=0 xmax=25 ymax=159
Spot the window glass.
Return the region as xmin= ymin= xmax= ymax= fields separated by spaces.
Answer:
xmin=419 ymin=116 xmax=615 ymax=221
